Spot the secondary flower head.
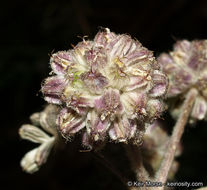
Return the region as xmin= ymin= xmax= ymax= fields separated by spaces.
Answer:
xmin=158 ymin=40 xmax=207 ymax=121
xmin=42 ymin=28 xmax=168 ymax=148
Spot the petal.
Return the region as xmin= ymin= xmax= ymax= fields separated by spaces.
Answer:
xmin=167 ymin=70 xmax=193 ymax=97
xmin=65 ymin=92 xmax=94 ymax=115
xmin=20 ymin=137 xmax=55 ymax=174
xmin=158 ymin=53 xmax=176 ymax=72
xmin=63 ymin=85 xmax=95 ymax=115
xmin=81 ymin=71 xmax=108 ymax=94
xmin=19 ymin=124 xmax=50 ymax=144
xmin=123 ymin=75 xmax=150 ymax=92
xmin=57 ymin=108 xmax=86 ymax=137
xmin=39 ymin=104 xmax=59 ymax=135
xmin=35 ymin=137 xmax=55 ymax=165
xmin=158 ymin=53 xmax=193 ymax=97
xmin=121 ymin=91 xmax=147 ymax=119
xmin=109 ymin=116 xmax=136 ymax=142
xmin=86 ymin=110 xmax=111 ymax=141
xmin=84 ymin=47 xmax=107 ymax=72
xmin=30 ymin=112 xmax=40 ymax=126
xmin=173 ymin=40 xmax=191 ymax=55
xmin=20 ymin=148 xmax=39 ymax=173
xmin=72 ymin=42 xmax=91 ymax=70
xmin=146 ymin=99 xmax=164 ymax=120
xmin=94 ymin=88 xmax=123 ymax=120
xmin=171 ymin=40 xmax=191 ymax=66
xmin=42 ymin=76 xmax=66 ymax=104
xmin=107 ymin=35 xmax=131 ymax=58
xmin=191 ymin=96 xmax=207 ymax=120
xmin=149 ymin=70 xmax=168 ymax=97
xmin=94 ymin=28 xmax=116 ymax=47
xmin=122 ymin=48 xmax=153 ymax=67
xmin=50 ymin=51 xmax=73 ymax=75
xmin=82 ymin=132 xmax=93 ymax=150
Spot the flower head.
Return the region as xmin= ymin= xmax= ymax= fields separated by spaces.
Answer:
xmin=158 ymin=40 xmax=207 ymax=121
xmin=42 ymin=28 xmax=168 ymax=148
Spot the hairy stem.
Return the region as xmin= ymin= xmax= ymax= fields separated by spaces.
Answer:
xmin=125 ymin=144 xmax=150 ymax=190
xmin=155 ymin=88 xmax=198 ymax=189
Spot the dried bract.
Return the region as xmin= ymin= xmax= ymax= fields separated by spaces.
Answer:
xmin=19 ymin=105 xmax=59 ymax=173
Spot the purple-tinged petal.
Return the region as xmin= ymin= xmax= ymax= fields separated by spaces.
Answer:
xmin=167 ymin=69 xmax=193 ymax=97
xmin=187 ymin=54 xmax=200 ymax=70
xmin=123 ymin=75 xmax=150 ymax=92
xmin=94 ymin=28 xmax=116 ymax=47
xmin=109 ymin=116 xmax=136 ymax=142
xmin=57 ymin=108 xmax=86 ymax=138
xmin=75 ymin=40 xmax=93 ymax=51
xmin=127 ymin=119 xmax=137 ymax=139
xmin=149 ymin=70 xmax=168 ymax=97
xmin=146 ymin=99 xmax=164 ymax=121
xmin=42 ymin=76 xmax=66 ymax=104
xmin=173 ymin=40 xmax=191 ymax=54
xmin=170 ymin=40 xmax=191 ymax=66
xmin=82 ymin=131 xmax=106 ymax=151
xmin=86 ymin=110 xmax=110 ymax=141
xmin=188 ymin=40 xmax=207 ymax=71
xmin=123 ymin=48 xmax=153 ymax=67
xmin=50 ymin=51 xmax=73 ymax=75
xmin=121 ymin=91 xmax=148 ymax=119
xmin=107 ymin=35 xmax=131 ymax=58
xmin=158 ymin=53 xmax=177 ymax=72
xmin=81 ymin=132 xmax=93 ymax=150
xmin=94 ymin=88 xmax=123 ymax=121
xmin=71 ymin=42 xmax=93 ymax=71
xmin=84 ymin=47 xmax=107 ymax=72
xmin=191 ymin=96 xmax=207 ymax=120
xmin=63 ymin=90 xmax=94 ymax=115
xmin=81 ymin=71 xmax=108 ymax=94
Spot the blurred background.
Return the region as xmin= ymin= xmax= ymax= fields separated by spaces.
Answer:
xmin=1 ymin=0 xmax=207 ymax=189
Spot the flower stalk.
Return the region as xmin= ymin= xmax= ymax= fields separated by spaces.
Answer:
xmin=155 ymin=88 xmax=198 ymax=188
xmin=125 ymin=144 xmax=150 ymax=190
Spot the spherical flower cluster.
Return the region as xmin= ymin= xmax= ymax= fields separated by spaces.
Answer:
xmin=42 ymin=28 xmax=168 ymax=148
xmin=158 ymin=40 xmax=207 ymax=121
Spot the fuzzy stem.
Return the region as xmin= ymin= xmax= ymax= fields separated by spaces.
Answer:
xmin=125 ymin=144 xmax=150 ymax=190
xmin=155 ymin=88 xmax=198 ymax=189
